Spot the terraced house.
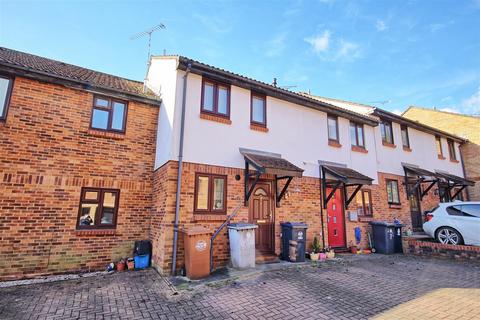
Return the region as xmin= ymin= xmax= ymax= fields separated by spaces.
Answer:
xmin=0 ymin=47 xmax=473 ymax=279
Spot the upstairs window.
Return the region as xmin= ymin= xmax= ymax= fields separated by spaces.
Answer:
xmin=91 ymin=96 xmax=128 ymax=133
xmin=350 ymin=122 xmax=365 ymax=148
xmin=0 ymin=75 xmax=13 ymax=121
xmin=401 ymin=125 xmax=410 ymax=148
xmin=386 ymin=179 xmax=400 ymax=204
xmin=327 ymin=115 xmax=339 ymax=142
xmin=77 ymin=188 xmax=119 ymax=229
xmin=251 ymin=93 xmax=266 ymax=126
xmin=435 ymin=136 xmax=444 ymax=158
xmin=194 ymin=173 xmax=227 ymax=214
xmin=380 ymin=120 xmax=394 ymax=144
xmin=447 ymin=139 xmax=457 ymax=161
xmin=201 ymin=78 xmax=230 ymax=118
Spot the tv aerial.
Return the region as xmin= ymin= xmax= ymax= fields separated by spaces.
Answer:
xmin=130 ymin=23 xmax=166 ymax=92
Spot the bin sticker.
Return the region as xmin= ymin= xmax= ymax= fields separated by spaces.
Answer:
xmin=298 ymin=231 xmax=304 ymax=240
xmin=195 ymin=240 xmax=207 ymax=252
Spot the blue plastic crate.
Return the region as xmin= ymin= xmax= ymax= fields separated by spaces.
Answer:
xmin=134 ymin=254 xmax=150 ymax=269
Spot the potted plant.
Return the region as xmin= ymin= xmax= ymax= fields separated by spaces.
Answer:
xmin=325 ymin=246 xmax=335 ymax=259
xmin=116 ymin=258 xmax=126 ymax=271
xmin=319 ymin=249 xmax=327 ymax=261
xmin=310 ymin=236 xmax=321 ymax=261
xmin=127 ymin=258 xmax=135 ymax=270
xmin=349 ymin=241 xmax=358 ymax=254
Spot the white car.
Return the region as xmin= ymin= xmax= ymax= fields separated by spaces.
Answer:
xmin=423 ymin=201 xmax=480 ymax=246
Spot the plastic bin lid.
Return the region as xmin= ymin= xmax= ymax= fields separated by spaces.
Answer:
xmin=228 ymin=223 xmax=258 ymax=230
xmin=369 ymin=221 xmax=404 ymax=227
xmin=181 ymin=226 xmax=213 ymax=235
xmin=280 ymin=222 xmax=308 ymax=228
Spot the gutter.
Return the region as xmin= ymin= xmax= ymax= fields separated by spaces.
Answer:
xmin=171 ymin=62 xmax=191 ymax=276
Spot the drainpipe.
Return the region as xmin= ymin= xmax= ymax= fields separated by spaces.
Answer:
xmin=171 ymin=62 xmax=191 ymax=276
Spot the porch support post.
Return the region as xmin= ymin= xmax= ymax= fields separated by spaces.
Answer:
xmin=421 ymin=179 xmax=438 ymax=199
xmin=323 ymin=180 xmax=342 ymax=209
xmin=451 ymin=185 xmax=466 ymax=200
xmin=275 ymin=175 xmax=293 ymax=207
xmin=345 ymin=184 xmax=362 ymax=209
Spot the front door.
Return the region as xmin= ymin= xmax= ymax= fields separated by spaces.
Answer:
xmin=326 ymin=188 xmax=346 ymax=248
xmin=409 ymin=186 xmax=423 ymax=231
xmin=249 ymin=182 xmax=274 ymax=253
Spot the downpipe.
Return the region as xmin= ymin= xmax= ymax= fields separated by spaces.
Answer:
xmin=171 ymin=63 xmax=191 ymax=276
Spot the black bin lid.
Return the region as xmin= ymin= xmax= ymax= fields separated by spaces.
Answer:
xmin=369 ymin=221 xmax=404 ymax=227
xmin=280 ymin=222 xmax=308 ymax=229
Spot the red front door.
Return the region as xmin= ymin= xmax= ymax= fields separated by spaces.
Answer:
xmin=249 ymin=182 xmax=274 ymax=253
xmin=326 ymin=188 xmax=346 ymax=248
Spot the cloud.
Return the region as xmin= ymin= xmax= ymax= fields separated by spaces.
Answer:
xmin=462 ymin=87 xmax=480 ymax=114
xmin=304 ymin=30 xmax=331 ymax=53
xmin=192 ymin=13 xmax=231 ymax=34
xmin=375 ymin=20 xmax=387 ymax=31
xmin=439 ymin=107 xmax=460 ymax=114
xmin=391 ymin=109 xmax=403 ymax=115
xmin=429 ymin=20 xmax=454 ymax=33
xmin=265 ymin=33 xmax=287 ymax=57
xmin=336 ymin=39 xmax=361 ymax=60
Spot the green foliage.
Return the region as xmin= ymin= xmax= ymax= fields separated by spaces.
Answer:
xmin=312 ymin=236 xmax=321 ymax=254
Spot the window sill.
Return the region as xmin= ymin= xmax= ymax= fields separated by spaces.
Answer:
xmin=200 ymin=113 xmax=232 ymax=125
xmin=351 ymin=145 xmax=368 ymax=153
xmin=87 ymin=129 xmax=125 ymax=140
xmin=75 ymin=229 xmax=116 ymax=236
xmin=328 ymin=140 xmax=342 ymax=148
xmin=403 ymin=146 xmax=412 ymax=152
xmin=449 ymin=159 xmax=459 ymax=163
xmin=438 ymin=155 xmax=446 ymax=160
xmin=358 ymin=216 xmax=374 ymax=223
xmin=388 ymin=203 xmax=402 ymax=209
xmin=382 ymin=141 xmax=396 ymax=148
xmin=192 ymin=214 xmax=228 ymax=221
xmin=250 ymin=124 xmax=269 ymax=132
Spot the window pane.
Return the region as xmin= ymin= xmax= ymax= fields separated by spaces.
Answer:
xmin=357 ymin=126 xmax=364 ymax=147
xmin=196 ymin=176 xmax=209 ymax=210
xmin=328 ymin=117 xmax=338 ymax=140
xmin=383 ymin=123 xmax=393 ymax=143
xmin=95 ymin=98 xmax=109 ymax=107
xmin=203 ymin=83 xmax=214 ymax=111
xmin=252 ymin=96 xmax=265 ymax=123
xmin=217 ymin=86 xmax=229 ymax=115
xmin=401 ymin=127 xmax=409 ymax=147
xmin=84 ymin=191 xmax=98 ymax=200
xmin=92 ymin=108 xmax=109 ymax=129
xmin=391 ymin=182 xmax=399 ymax=203
xmin=112 ymin=102 xmax=125 ymax=130
xmin=364 ymin=191 xmax=371 ymax=215
xmin=447 ymin=205 xmax=463 ymax=216
xmin=213 ymin=178 xmax=225 ymax=210
xmin=0 ymin=78 xmax=10 ymax=117
xmin=101 ymin=192 xmax=116 ymax=225
xmin=436 ymin=138 xmax=443 ymax=155
xmin=79 ymin=203 xmax=97 ymax=226
xmin=387 ymin=183 xmax=393 ymax=203
xmin=350 ymin=124 xmax=357 ymax=146
xmin=462 ymin=204 xmax=480 ymax=218
xmin=380 ymin=123 xmax=386 ymax=141
xmin=356 ymin=192 xmax=364 ymax=215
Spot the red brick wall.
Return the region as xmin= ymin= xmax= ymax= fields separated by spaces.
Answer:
xmin=0 ymin=77 xmax=158 ymax=280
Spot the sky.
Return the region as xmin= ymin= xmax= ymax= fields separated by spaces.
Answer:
xmin=1 ymin=0 xmax=479 ymax=115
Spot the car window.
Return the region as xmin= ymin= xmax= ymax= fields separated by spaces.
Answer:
xmin=461 ymin=204 xmax=480 ymax=218
xmin=446 ymin=205 xmax=464 ymax=216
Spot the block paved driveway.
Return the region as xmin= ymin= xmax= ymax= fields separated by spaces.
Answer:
xmin=0 ymin=254 xmax=479 ymax=320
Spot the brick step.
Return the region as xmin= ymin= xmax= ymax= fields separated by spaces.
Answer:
xmin=255 ymin=253 xmax=280 ymax=264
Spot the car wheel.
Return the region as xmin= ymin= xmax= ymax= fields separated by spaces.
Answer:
xmin=436 ymin=227 xmax=463 ymax=245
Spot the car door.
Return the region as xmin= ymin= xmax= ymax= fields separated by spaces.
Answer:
xmin=458 ymin=204 xmax=480 ymax=245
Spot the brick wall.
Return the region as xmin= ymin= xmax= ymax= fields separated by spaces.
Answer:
xmin=402 ymin=237 xmax=480 ymax=261
xmin=403 ymin=107 xmax=480 ymax=201
xmin=0 ymin=77 xmax=158 ymax=280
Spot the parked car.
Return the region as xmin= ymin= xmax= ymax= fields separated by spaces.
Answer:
xmin=423 ymin=201 xmax=480 ymax=246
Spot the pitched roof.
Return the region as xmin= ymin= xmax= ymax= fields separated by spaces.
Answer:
xmin=305 ymin=93 xmax=466 ymax=143
xmin=403 ymin=106 xmax=480 ymax=119
xmin=151 ymin=55 xmax=378 ymax=126
xmin=242 ymin=152 xmax=304 ymax=177
xmin=0 ymin=47 xmax=159 ymax=104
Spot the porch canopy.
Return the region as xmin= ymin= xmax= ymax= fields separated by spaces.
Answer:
xmin=403 ymin=163 xmax=439 ymax=200
xmin=320 ymin=162 xmax=374 ymax=209
xmin=435 ymin=171 xmax=475 ymax=201
xmin=241 ymin=148 xmax=304 ymax=207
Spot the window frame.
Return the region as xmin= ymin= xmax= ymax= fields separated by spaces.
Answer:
xmin=193 ymin=173 xmax=228 ymax=214
xmin=327 ymin=115 xmax=340 ymax=142
xmin=0 ymin=75 xmax=14 ymax=121
xmin=90 ymin=95 xmax=128 ymax=133
xmin=200 ymin=78 xmax=231 ymax=119
xmin=380 ymin=120 xmax=394 ymax=145
xmin=350 ymin=122 xmax=365 ymax=148
xmin=361 ymin=190 xmax=373 ymax=216
xmin=447 ymin=139 xmax=457 ymax=161
xmin=250 ymin=93 xmax=267 ymax=127
xmin=400 ymin=125 xmax=410 ymax=148
xmin=76 ymin=187 xmax=120 ymax=229
xmin=435 ymin=136 xmax=444 ymax=158
xmin=386 ymin=179 xmax=401 ymax=205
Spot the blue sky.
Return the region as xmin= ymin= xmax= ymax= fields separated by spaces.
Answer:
xmin=1 ymin=0 xmax=479 ymax=115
